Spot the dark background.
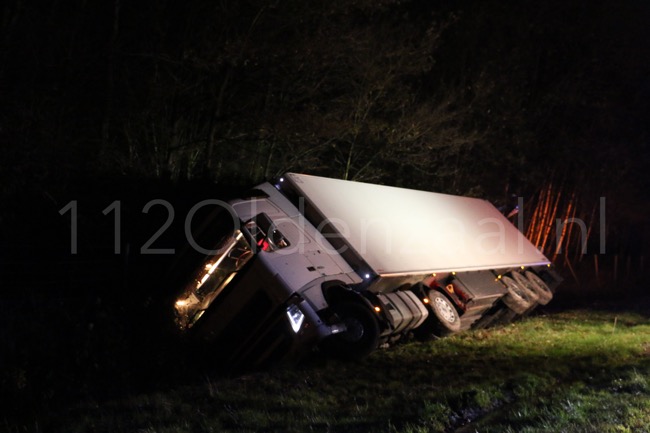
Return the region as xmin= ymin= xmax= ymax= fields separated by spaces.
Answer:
xmin=1 ymin=0 xmax=649 ymax=425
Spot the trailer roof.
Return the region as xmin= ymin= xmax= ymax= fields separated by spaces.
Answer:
xmin=283 ymin=173 xmax=550 ymax=276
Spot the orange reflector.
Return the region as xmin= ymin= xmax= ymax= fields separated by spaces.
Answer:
xmin=423 ymin=298 xmax=430 ymax=304
xmin=446 ymin=284 xmax=454 ymax=294
xmin=374 ymin=306 xmax=381 ymax=312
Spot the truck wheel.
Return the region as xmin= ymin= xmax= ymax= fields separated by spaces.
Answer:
xmin=414 ymin=291 xmax=461 ymax=339
xmin=501 ymin=276 xmax=534 ymax=315
xmin=321 ymin=302 xmax=379 ymax=360
xmin=512 ymin=272 xmax=540 ymax=304
xmin=525 ymin=271 xmax=553 ymax=305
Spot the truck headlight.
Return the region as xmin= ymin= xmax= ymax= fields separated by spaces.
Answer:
xmin=286 ymin=304 xmax=305 ymax=333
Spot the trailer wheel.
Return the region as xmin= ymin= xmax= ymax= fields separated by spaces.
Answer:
xmin=512 ymin=272 xmax=540 ymax=304
xmin=501 ymin=276 xmax=535 ymax=315
xmin=414 ymin=291 xmax=461 ymax=339
xmin=525 ymin=271 xmax=553 ymax=305
xmin=321 ymin=302 xmax=379 ymax=360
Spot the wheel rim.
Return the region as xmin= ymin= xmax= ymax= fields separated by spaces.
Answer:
xmin=527 ymin=272 xmax=552 ymax=295
xmin=503 ymin=277 xmax=531 ymax=302
xmin=434 ymin=297 xmax=456 ymax=323
xmin=513 ymin=272 xmax=539 ymax=302
xmin=342 ymin=317 xmax=365 ymax=342
xmin=514 ymin=272 xmax=535 ymax=292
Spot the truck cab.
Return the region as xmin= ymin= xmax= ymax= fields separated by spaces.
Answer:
xmin=173 ymin=183 xmax=365 ymax=368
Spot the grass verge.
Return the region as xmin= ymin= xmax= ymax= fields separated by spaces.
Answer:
xmin=9 ymin=308 xmax=650 ymax=432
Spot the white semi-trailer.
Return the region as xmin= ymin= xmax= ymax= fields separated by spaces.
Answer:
xmin=172 ymin=173 xmax=561 ymax=367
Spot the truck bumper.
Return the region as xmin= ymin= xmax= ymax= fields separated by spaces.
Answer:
xmin=232 ymin=296 xmax=329 ymax=369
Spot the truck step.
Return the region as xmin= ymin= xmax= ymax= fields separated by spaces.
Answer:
xmin=376 ymin=291 xmax=429 ymax=334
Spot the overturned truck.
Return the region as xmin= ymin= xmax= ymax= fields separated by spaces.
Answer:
xmin=173 ymin=173 xmax=562 ymax=367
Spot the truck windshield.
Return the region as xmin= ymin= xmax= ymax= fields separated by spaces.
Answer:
xmin=174 ymin=230 xmax=253 ymax=330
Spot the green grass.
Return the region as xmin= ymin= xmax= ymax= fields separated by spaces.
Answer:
xmin=16 ymin=309 xmax=650 ymax=432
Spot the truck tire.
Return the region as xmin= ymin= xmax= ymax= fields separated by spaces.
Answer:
xmin=321 ymin=302 xmax=379 ymax=360
xmin=525 ymin=271 xmax=554 ymax=305
xmin=512 ymin=271 xmax=540 ymax=304
xmin=414 ymin=291 xmax=461 ymax=339
xmin=501 ymin=276 xmax=535 ymax=315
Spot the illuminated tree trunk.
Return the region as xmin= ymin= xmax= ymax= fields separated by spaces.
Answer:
xmin=540 ymin=184 xmax=562 ymax=254
xmin=553 ymin=191 xmax=576 ymax=262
